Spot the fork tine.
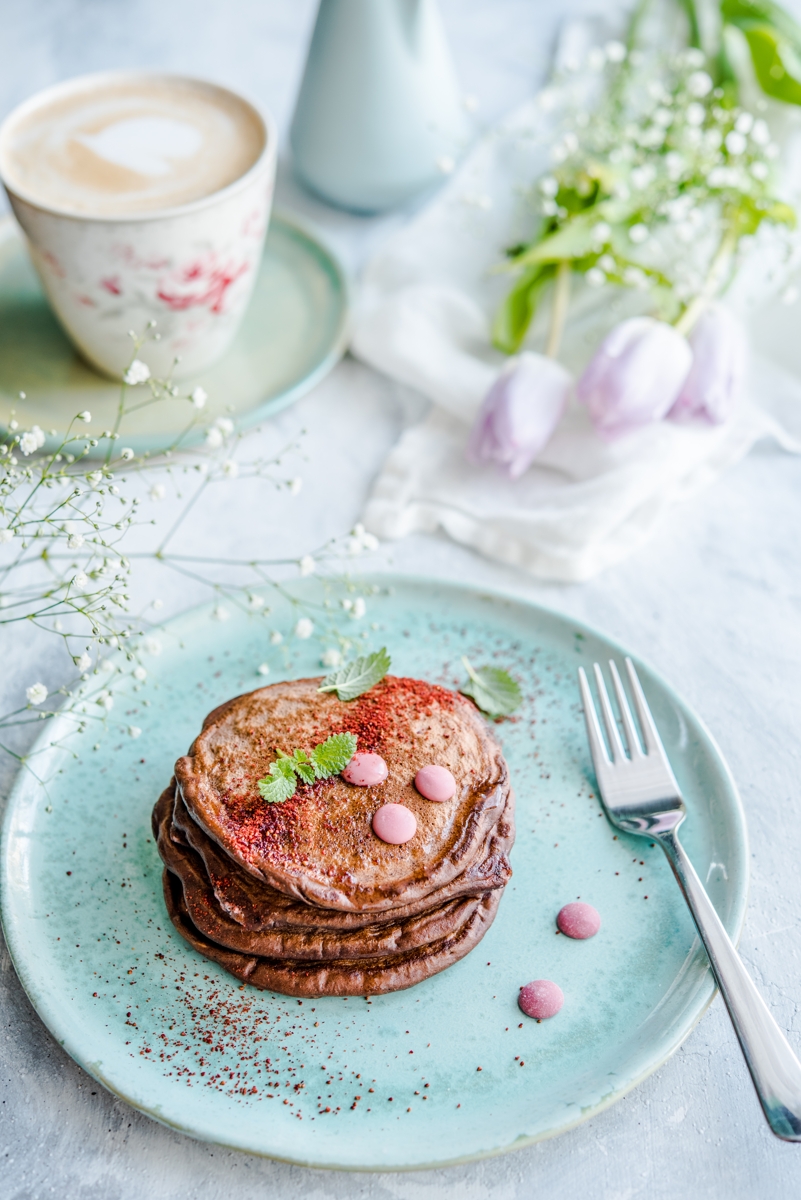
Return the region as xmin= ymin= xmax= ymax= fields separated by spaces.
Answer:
xmin=593 ymin=663 xmax=626 ymax=762
xmin=609 ymin=660 xmax=644 ymax=758
xmin=624 ymin=657 xmax=665 ymax=756
xmin=578 ymin=667 xmax=611 ymax=771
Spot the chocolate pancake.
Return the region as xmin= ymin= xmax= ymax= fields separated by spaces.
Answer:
xmin=156 ymin=782 xmax=513 ymax=958
xmin=154 ymin=781 xmax=514 ymax=933
xmin=174 ymin=676 xmax=510 ymax=910
xmin=163 ymin=868 xmax=503 ymax=997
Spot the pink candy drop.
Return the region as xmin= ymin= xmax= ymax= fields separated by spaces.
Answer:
xmin=518 ymin=980 xmax=564 ymax=1020
xmin=342 ymin=752 xmax=388 ymax=787
xmin=372 ymin=803 xmax=417 ymax=845
xmin=414 ymin=764 xmax=456 ymax=802
xmin=557 ymin=902 xmax=601 ymax=940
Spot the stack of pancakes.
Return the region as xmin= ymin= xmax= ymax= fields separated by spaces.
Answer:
xmin=153 ymin=675 xmax=515 ymax=996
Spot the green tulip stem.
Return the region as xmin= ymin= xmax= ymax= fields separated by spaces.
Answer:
xmin=674 ymin=226 xmax=738 ymax=336
xmin=546 ymin=260 xmax=571 ymax=359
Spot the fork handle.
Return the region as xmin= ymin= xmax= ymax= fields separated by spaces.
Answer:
xmin=661 ymin=830 xmax=801 ymax=1141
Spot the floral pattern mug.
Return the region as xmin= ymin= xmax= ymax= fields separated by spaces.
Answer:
xmin=0 ymin=71 xmax=276 ymax=380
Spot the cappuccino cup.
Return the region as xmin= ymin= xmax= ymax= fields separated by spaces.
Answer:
xmin=0 ymin=71 xmax=276 ymax=380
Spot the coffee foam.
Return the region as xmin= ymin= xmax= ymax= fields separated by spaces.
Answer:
xmin=0 ymin=76 xmax=266 ymax=216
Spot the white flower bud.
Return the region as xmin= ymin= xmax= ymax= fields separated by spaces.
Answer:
xmin=294 ymin=617 xmax=314 ymax=639
xmin=26 ymin=682 xmax=48 ymax=705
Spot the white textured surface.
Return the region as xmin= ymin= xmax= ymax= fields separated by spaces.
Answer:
xmin=2 ymin=1 xmax=801 ymax=1196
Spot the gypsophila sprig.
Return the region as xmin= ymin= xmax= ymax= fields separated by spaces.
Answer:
xmin=256 ymin=732 xmax=358 ymax=803
xmin=495 ymin=0 xmax=798 ymax=355
xmin=0 ymin=323 xmax=379 ymax=787
xmin=318 ymin=647 xmax=391 ymax=701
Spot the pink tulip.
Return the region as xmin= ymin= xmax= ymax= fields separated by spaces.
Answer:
xmin=466 ymin=352 xmax=571 ymax=479
xmin=668 ymin=304 xmax=746 ymax=425
xmin=577 ymin=316 xmax=693 ymax=439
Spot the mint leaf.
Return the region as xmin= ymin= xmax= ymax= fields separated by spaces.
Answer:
xmin=311 ymin=732 xmax=357 ymax=778
xmin=257 ymin=755 xmax=297 ymax=804
xmin=289 ymin=749 xmax=316 ymax=784
xmin=460 ymin=656 xmax=522 ymax=718
xmin=318 ymin=647 xmax=391 ymax=701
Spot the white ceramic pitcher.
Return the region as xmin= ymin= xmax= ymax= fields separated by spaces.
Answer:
xmin=290 ymin=0 xmax=469 ymax=213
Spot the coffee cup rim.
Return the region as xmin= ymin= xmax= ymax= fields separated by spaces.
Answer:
xmin=0 ymin=69 xmax=276 ymax=223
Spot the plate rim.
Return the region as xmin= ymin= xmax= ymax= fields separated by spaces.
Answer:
xmin=0 ymin=572 xmax=749 ymax=1171
xmin=0 ymin=209 xmax=351 ymax=451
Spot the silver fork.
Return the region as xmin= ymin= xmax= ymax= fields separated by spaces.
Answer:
xmin=579 ymin=657 xmax=801 ymax=1142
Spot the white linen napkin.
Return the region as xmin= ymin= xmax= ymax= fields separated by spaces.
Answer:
xmin=350 ymin=46 xmax=801 ymax=582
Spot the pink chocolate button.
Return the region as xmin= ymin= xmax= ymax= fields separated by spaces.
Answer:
xmin=372 ymin=804 xmax=417 ymax=845
xmin=414 ymin=764 xmax=456 ymax=803
xmin=342 ymin=752 xmax=389 ymax=787
xmin=518 ymin=980 xmax=564 ymax=1020
xmin=557 ymin=902 xmax=601 ymax=940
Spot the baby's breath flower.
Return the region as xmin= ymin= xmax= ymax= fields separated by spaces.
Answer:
xmin=605 ymin=40 xmax=626 ymax=63
xmin=97 ymin=691 xmax=114 ymax=710
xmin=120 ymin=447 xmax=134 ymax=461
xmin=212 ymin=605 xmax=230 ymax=621
xmin=215 ymin=417 xmax=234 ymax=437
xmin=248 ymin=594 xmax=265 ymax=610
xmin=67 ymin=533 xmax=85 ymax=550
xmin=299 ymin=554 xmax=316 ymax=576
xmin=143 ymin=637 xmax=162 ymax=656
xmin=687 ymin=70 xmax=713 ymax=98
xmin=26 ymin=682 xmax=48 ymax=705
xmin=257 ymin=663 xmax=271 ymax=676
xmin=539 ymin=176 xmax=559 ymax=197
xmin=725 ymin=130 xmax=747 ymax=156
xmin=270 ymin=630 xmax=283 ymax=645
xmin=77 ymin=411 xmax=91 ymax=423
xmin=350 ymin=597 xmax=366 ymax=620
xmin=149 ymin=484 xmax=166 ymax=501
xmin=123 ymin=360 xmax=151 ymax=386
xmin=19 ymin=426 xmax=45 ymax=456
xmin=288 ymin=477 xmax=303 ymax=495
xmin=190 ymin=387 xmax=207 ymax=409
xmin=222 ymin=459 xmax=239 ymax=478
xmin=586 ymin=267 xmax=606 ymax=287
xmin=751 ymin=161 xmax=769 ymax=181
xmin=592 ymin=221 xmax=611 ymax=244
xmin=685 ymin=101 xmax=706 ymax=127
xmin=751 ymin=119 xmax=770 ymax=146
xmin=205 ymin=426 xmax=224 ymax=449
xmin=629 ymin=223 xmax=650 ymax=244
xmin=0 ymin=528 xmax=14 ymax=544
xmin=321 ymin=648 xmax=342 ymax=668
xmin=72 ymin=571 xmax=89 ymax=590
xmin=294 ymin=617 xmax=314 ymax=639
xmin=73 ymin=653 xmax=92 ymax=672
xmin=133 ymin=666 xmax=147 ymax=681
xmin=128 ymin=725 xmax=142 ymax=738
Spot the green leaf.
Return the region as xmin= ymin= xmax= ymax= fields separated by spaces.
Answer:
xmin=491 ymin=263 xmax=555 ymax=354
xmin=289 ymin=748 xmax=316 ymax=784
xmin=311 ymin=732 xmax=358 ymax=778
xmin=742 ymin=23 xmax=801 ymax=102
xmin=459 ymin=656 xmax=522 ymax=718
xmin=257 ymin=755 xmax=298 ymax=804
xmin=723 ymin=0 xmax=801 ymax=103
xmin=318 ymin=647 xmax=391 ymax=701
xmin=722 ymin=0 xmax=801 ymax=44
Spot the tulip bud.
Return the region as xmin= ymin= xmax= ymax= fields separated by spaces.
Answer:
xmin=668 ymin=304 xmax=745 ymax=424
xmin=466 ymin=352 xmax=571 ymax=479
xmin=577 ymin=317 xmax=692 ymax=439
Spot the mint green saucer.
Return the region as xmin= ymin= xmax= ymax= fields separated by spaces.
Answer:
xmin=0 ymin=212 xmax=348 ymax=455
xmin=0 ymin=577 xmax=747 ymax=1170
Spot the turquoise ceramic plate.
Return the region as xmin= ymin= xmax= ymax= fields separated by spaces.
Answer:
xmin=0 ymin=211 xmax=348 ymax=455
xmin=0 ymin=577 xmax=747 ymax=1170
